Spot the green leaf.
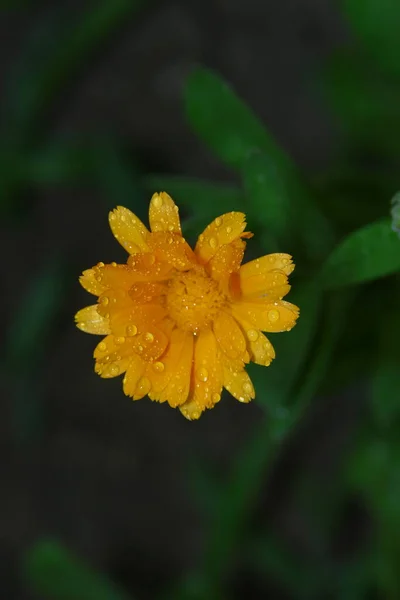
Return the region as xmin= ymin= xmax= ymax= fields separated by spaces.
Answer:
xmin=184 ymin=67 xmax=288 ymax=172
xmin=343 ymin=0 xmax=400 ymax=79
xmin=391 ymin=192 xmax=400 ymax=235
xmin=24 ymin=539 xmax=131 ymax=600
xmin=185 ymin=68 xmax=335 ymax=260
xmin=241 ymin=151 xmax=335 ymax=258
xmin=370 ymin=308 xmax=400 ymax=427
xmin=320 ymin=219 xmax=400 ymax=288
xmin=322 ymin=51 xmax=400 ymax=152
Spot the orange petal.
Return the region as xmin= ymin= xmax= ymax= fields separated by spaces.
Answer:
xmin=232 ymin=316 xmax=275 ymax=366
xmin=195 ymin=212 xmax=251 ymax=264
xmin=95 ymin=356 xmax=131 ymax=378
xmin=147 ymin=232 xmax=196 ymax=271
xmin=180 ymin=329 xmax=222 ymax=419
xmin=109 ymin=206 xmax=150 ymax=253
xmin=123 ymin=354 xmax=147 ymax=398
xmin=127 ymin=253 xmax=173 ymax=281
xmin=75 ymin=305 xmax=110 ymax=335
xmin=131 ymin=326 xmax=169 ymax=362
xmin=97 ymin=288 xmax=132 ymax=318
xmin=223 ymin=366 xmax=255 ymax=403
xmin=208 ymin=238 xmax=245 ymax=290
xmin=213 ymin=311 xmax=247 ymax=360
xmin=148 ymin=192 xmax=181 ymax=234
xmin=240 ymin=269 xmax=290 ymax=300
xmin=109 ymin=305 xmax=167 ymax=337
xmin=149 ymin=329 xmax=194 ymax=407
xmin=92 ymin=263 xmax=139 ymax=291
xmin=232 ymin=300 xmax=299 ymax=333
xmin=240 ymin=253 xmax=294 ymax=280
xmin=79 ymin=266 xmax=106 ymax=296
xmin=128 ymin=281 xmax=167 ymax=304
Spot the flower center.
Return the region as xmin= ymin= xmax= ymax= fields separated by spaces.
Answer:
xmin=166 ymin=267 xmax=226 ymax=333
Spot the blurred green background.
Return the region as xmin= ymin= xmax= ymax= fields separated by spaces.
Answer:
xmin=2 ymin=1 xmax=400 ymax=599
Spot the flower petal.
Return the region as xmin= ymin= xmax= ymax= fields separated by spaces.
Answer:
xmin=240 ymin=253 xmax=294 ymax=279
xmin=240 ymin=269 xmax=290 ymax=300
xmin=180 ymin=329 xmax=222 ymax=419
xmin=91 ymin=263 xmax=139 ymax=291
xmin=232 ymin=316 xmax=275 ymax=366
xmin=232 ymin=300 xmax=299 ymax=333
xmin=147 ymin=232 xmax=196 ymax=271
xmin=149 ymin=192 xmax=182 ymax=234
xmin=75 ymin=305 xmax=110 ymax=335
xmin=79 ymin=266 xmax=106 ymax=296
xmin=223 ymin=366 xmax=255 ymax=403
xmin=213 ymin=311 xmax=247 ymax=359
xmin=195 ymin=212 xmax=251 ymax=264
xmin=208 ymin=238 xmax=245 ymax=291
xmin=149 ymin=329 xmax=194 ymax=407
xmin=109 ymin=305 xmax=167 ymax=337
xmin=123 ymin=354 xmax=147 ymax=398
xmin=95 ymin=356 xmax=131 ymax=378
xmin=109 ymin=206 xmax=150 ymax=253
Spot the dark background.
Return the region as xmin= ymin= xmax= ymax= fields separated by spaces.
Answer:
xmin=1 ymin=2 xmax=395 ymax=599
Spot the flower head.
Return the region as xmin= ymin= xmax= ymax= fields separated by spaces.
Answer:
xmin=75 ymin=192 xmax=299 ymax=420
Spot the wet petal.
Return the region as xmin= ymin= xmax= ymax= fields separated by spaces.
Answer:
xmin=240 ymin=269 xmax=290 ymax=300
xmin=149 ymin=329 xmax=194 ymax=407
xmin=92 ymin=263 xmax=139 ymax=291
xmin=195 ymin=212 xmax=252 ymax=264
xmin=208 ymin=238 xmax=245 ymax=290
xmin=95 ymin=356 xmax=130 ymax=378
xmin=213 ymin=311 xmax=247 ymax=359
xmin=109 ymin=304 xmax=167 ymax=337
xmin=181 ymin=329 xmax=222 ymax=416
xmin=128 ymin=282 xmax=167 ymax=304
xmin=223 ymin=367 xmax=255 ymax=403
xmin=131 ymin=326 xmax=169 ymax=362
xmin=147 ymin=232 xmax=196 ymax=271
xmin=240 ymin=253 xmax=294 ymax=279
xmin=149 ymin=192 xmax=181 ymax=234
xmin=123 ymin=354 xmax=147 ymax=398
xmin=75 ymin=305 xmax=110 ymax=335
xmin=232 ymin=300 xmax=299 ymax=333
xmin=109 ymin=206 xmax=150 ymax=253
xmin=127 ymin=253 xmax=173 ymax=281
xmin=79 ymin=266 xmax=106 ymax=296
xmin=232 ymin=316 xmax=275 ymax=366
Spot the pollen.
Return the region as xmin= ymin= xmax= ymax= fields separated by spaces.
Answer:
xmin=166 ymin=267 xmax=226 ymax=334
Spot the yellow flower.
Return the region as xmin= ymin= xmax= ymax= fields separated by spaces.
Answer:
xmin=75 ymin=192 xmax=299 ymax=420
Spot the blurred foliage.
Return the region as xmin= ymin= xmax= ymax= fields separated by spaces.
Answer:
xmin=1 ymin=0 xmax=399 ymax=599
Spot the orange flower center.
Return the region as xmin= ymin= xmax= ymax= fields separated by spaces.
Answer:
xmin=166 ymin=267 xmax=226 ymax=334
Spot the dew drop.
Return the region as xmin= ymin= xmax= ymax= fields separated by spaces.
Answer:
xmin=168 ymin=224 xmax=174 ymax=232
xmin=247 ymin=329 xmax=259 ymax=342
xmin=100 ymin=296 xmax=109 ymax=306
xmin=268 ymin=309 xmax=279 ymax=323
xmin=238 ymin=396 xmax=246 ymax=403
xmin=268 ymin=256 xmax=275 ymax=263
xmin=153 ymin=361 xmax=165 ymax=372
xmin=198 ymin=367 xmax=208 ymax=382
xmin=111 ymin=261 xmax=117 ymax=267
xmin=144 ymin=332 xmax=154 ymax=343
xmin=152 ymin=221 xmax=162 ymax=231
xmin=98 ymin=342 xmax=107 ymax=352
xmin=97 ymin=261 xmax=105 ymax=268
xmin=199 ymin=234 xmax=204 ymax=242
xmin=212 ymin=392 xmax=221 ymax=402
xmin=226 ymin=226 xmax=232 ymax=234
xmin=193 ymin=411 xmax=199 ymax=419
xmin=126 ymin=324 xmax=138 ymax=336
xmin=215 ymin=217 xmax=222 ymax=227
xmin=209 ymin=237 xmax=217 ymax=249
xmin=115 ymin=336 xmax=125 ymax=345
xmin=137 ymin=345 xmax=144 ymax=353
xmin=109 ymin=212 xmax=116 ymax=221
xmin=120 ymin=214 xmax=126 ymax=222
